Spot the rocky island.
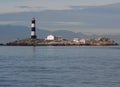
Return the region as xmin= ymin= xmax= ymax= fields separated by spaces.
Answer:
xmin=5 ymin=37 xmax=118 ymax=46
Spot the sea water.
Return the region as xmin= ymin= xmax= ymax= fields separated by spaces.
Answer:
xmin=0 ymin=46 xmax=120 ymax=87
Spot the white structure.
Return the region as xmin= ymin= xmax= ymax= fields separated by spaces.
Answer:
xmin=46 ymin=35 xmax=55 ymax=40
xmin=46 ymin=35 xmax=63 ymax=41
xmin=73 ymin=38 xmax=86 ymax=44
xmin=80 ymin=38 xmax=86 ymax=44
xmin=73 ymin=38 xmax=80 ymax=42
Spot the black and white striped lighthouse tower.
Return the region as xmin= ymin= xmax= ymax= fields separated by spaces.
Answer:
xmin=31 ymin=17 xmax=37 ymax=39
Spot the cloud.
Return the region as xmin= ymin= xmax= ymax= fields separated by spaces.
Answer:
xmin=14 ymin=5 xmax=50 ymax=12
xmin=17 ymin=6 xmax=47 ymax=9
xmin=39 ymin=21 xmax=88 ymax=28
xmin=38 ymin=21 xmax=89 ymax=32
xmin=53 ymin=22 xmax=87 ymax=26
xmin=0 ymin=21 xmax=22 ymax=25
xmin=69 ymin=6 xmax=85 ymax=9
xmin=17 ymin=6 xmax=32 ymax=9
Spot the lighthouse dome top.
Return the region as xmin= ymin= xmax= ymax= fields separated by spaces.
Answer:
xmin=32 ymin=17 xmax=35 ymax=20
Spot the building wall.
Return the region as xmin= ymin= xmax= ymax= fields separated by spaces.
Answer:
xmin=80 ymin=39 xmax=86 ymax=44
xmin=46 ymin=35 xmax=63 ymax=41
xmin=73 ymin=38 xmax=80 ymax=42
xmin=46 ymin=35 xmax=55 ymax=40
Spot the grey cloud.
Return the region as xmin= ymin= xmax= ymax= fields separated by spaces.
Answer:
xmin=36 ymin=6 xmax=47 ymax=9
xmin=17 ymin=6 xmax=32 ymax=9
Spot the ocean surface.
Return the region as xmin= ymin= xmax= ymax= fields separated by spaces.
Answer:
xmin=0 ymin=46 xmax=120 ymax=87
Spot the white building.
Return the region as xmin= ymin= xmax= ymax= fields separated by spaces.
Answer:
xmin=46 ymin=35 xmax=63 ymax=41
xmin=80 ymin=38 xmax=86 ymax=44
xmin=46 ymin=35 xmax=55 ymax=40
xmin=73 ymin=38 xmax=87 ymax=44
xmin=73 ymin=38 xmax=80 ymax=42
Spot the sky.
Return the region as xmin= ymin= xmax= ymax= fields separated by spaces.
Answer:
xmin=0 ymin=0 xmax=120 ymax=34
xmin=0 ymin=0 xmax=120 ymax=13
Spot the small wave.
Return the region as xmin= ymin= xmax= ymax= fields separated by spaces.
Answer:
xmin=107 ymin=46 xmax=120 ymax=50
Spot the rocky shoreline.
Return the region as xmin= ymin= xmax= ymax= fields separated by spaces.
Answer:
xmin=2 ymin=37 xmax=118 ymax=46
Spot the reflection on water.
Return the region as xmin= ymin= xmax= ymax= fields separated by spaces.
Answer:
xmin=32 ymin=46 xmax=36 ymax=58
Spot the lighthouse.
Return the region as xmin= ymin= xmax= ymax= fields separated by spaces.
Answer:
xmin=31 ymin=17 xmax=37 ymax=39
